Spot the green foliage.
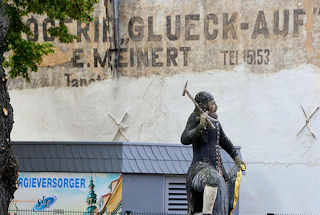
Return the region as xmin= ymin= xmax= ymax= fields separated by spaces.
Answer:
xmin=2 ymin=0 xmax=99 ymax=81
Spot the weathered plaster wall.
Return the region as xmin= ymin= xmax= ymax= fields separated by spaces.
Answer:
xmin=7 ymin=0 xmax=320 ymax=214
xmin=8 ymin=0 xmax=320 ymax=88
xmin=10 ymin=65 xmax=320 ymax=214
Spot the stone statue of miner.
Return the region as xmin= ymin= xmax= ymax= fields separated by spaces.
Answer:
xmin=181 ymin=91 xmax=246 ymax=215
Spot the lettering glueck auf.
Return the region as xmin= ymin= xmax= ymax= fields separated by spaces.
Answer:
xmin=25 ymin=10 xmax=306 ymax=43
xmin=128 ymin=10 xmax=306 ymax=41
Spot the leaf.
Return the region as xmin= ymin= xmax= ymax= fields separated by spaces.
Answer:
xmin=2 ymin=0 xmax=99 ymax=80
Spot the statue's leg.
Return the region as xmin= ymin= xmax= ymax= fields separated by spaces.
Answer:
xmin=192 ymin=166 xmax=224 ymax=215
xmin=203 ymin=185 xmax=218 ymax=215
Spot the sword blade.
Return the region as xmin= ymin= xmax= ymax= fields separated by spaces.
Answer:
xmin=300 ymin=105 xmax=308 ymax=119
xmin=309 ymin=106 xmax=320 ymax=120
xmin=297 ymin=124 xmax=307 ymax=136
xmin=306 ymin=125 xmax=317 ymax=139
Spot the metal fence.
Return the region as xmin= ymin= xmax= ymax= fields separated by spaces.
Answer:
xmin=8 ymin=211 xmax=320 ymax=215
xmin=8 ymin=210 xmax=118 ymax=215
xmin=8 ymin=210 xmax=91 ymax=215
xmin=266 ymin=214 xmax=320 ymax=215
xmin=7 ymin=211 xmax=186 ymax=215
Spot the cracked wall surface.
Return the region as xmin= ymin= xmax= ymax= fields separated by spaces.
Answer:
xmin=7 ymin=0 xmax=320 ymax=89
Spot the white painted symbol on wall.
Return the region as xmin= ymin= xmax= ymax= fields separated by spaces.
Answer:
xmin=108 ymin=112 xmax=129 ymax=141
xmin=297 ymin=105 xmax=319 ymax=139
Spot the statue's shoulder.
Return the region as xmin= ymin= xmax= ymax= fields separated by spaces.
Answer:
xmin=189 ymin=111 xmax=200 ymax=120
xmin=185 ymin=112 xmax=200 ymax=126
xmin=190 ymin=111 xmax=200 ymax=117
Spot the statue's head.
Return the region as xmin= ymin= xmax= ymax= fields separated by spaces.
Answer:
xmin=194 ymin=91 xmax=217 ymax=114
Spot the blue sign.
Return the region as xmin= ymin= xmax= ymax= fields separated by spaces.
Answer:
xmin=33 ymin=196 xmax=57 ymax=211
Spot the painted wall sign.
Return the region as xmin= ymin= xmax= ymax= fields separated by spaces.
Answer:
xmin=9 ymin=172 xmax=122 ymax=214
xmin=7 ymin=0 xmax=320 ymax=89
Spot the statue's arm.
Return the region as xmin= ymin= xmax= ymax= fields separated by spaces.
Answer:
xmin=219 ymin=123 xmax=238 ymax=159
xmin=181 ymin=113 xmax=202 ymax=145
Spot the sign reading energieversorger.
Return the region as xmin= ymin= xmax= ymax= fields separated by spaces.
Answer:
xmin=9 ymin=172 xmax=122 ymax=213
xmin=8 ymin=0 xmax=320 ymax=88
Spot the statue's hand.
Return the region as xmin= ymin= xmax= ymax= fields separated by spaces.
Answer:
xmin=234 ymin=156 xmax=246 ymax=171
xmin=199 ymin=112 xmax=208 ymax=128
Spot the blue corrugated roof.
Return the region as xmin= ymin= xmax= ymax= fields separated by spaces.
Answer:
xmin=12 ymin=141 xmax=241 ymax=175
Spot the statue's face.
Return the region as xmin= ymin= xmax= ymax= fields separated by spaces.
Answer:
xmin=208 ymin=100 xmax=217 ymax=114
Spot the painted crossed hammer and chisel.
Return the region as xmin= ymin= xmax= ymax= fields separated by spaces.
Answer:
xmin=297 ymin=105 xmax=320 ymax=139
